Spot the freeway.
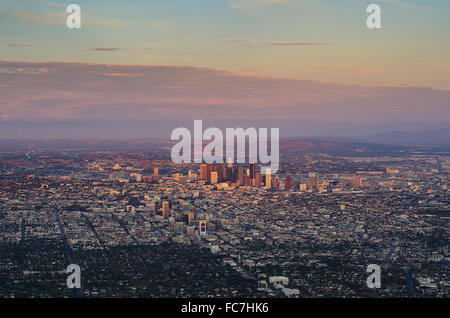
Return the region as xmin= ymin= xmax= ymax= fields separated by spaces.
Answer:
xmin=54 ymin=206 xmax=83 ymax=298
xmin=84 ymin=215 xmax=105 ymax=248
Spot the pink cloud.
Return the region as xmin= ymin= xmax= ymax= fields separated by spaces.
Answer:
xmin=0 ymin=60 xmax=448 ymax=125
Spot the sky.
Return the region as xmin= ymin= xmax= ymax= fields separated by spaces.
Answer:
xmin=0 ymin=0 xmax=449 ymax=138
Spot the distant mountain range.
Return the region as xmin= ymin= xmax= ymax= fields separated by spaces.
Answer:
xmin=2 ymin=136 xmax=448 ymax=158
xmin=367 ymin=127 xmax=450 ymax=145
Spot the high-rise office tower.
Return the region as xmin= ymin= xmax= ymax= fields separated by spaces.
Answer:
xmin=237 ymin=167 xmax=244 ymax=186
xmin=226 ymin=167 xmax=232 ymax=182
xmin=182 ymin=213 xmax=189 ymax=225
xmin=199 ymin=220 xmax=207 ymax=237
xmin=227 ymin=157 xmax=233 ymax=168
xmin=273 ymin=177 xmax=279 ymax=189
xmin=211 ymin=165 xmax=218 ymax=181
xmin=308 ymin=172 xmax=318 ymax=191
xmin=285 ymin=174 xmax=292 ymax=190
xmin=211 ymin=171 xmax=218 ymax=184
xmin=232 ymin=167 xmax=238 ymax=183
xmin=265 ymin=168 xmax=272 ymax=189
xmin=249 ymin=163 xmax=256 ymax=179
xmin=162 ymin=201 xmax=170 ymax=219
xmin=244 ymin=175 xmax=251 ymax=186
xmin=200 ymin=164 xmax=207 ymax=180
xmin=350 ymin=176 xmax=362 ymax=188
xmin=207 ymin=163 xmax=213 ymax=183
xmin=255 ymin=173 xmax=262 ymax=188
xmin=187 ymin=212 xmax=195 ymax=225
xmin=219 ymin=163 xmax=226 ymax=181
xmin=216 ymin=166 xmax=222 ymax=182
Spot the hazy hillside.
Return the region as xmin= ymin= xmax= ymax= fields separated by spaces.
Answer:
xmin=367 ymin=127 xmax=450 ymax=145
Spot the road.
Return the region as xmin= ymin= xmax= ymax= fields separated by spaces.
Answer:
xmin=54 ymin=206 xmax=82 ymax=298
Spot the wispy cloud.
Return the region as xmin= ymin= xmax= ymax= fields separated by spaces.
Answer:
xmin=0 ymin=61 xmax=448 ymax=126
xmin=0 ymin=64 xmax=47 ymax=74
xmin=6 ymin=43 xmax=32 ymax=47
xmin=99 ymin=73 xmax=145 ymax=77
xmin=89 ymin=48 xmax=122 ymax=52
xmin=1 ymin=10 xmax=125 ymax=29
xmin=224 ymin=38 xmax=332 ymax=48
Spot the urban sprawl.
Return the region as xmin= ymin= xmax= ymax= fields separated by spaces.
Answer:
xmin=0 ymin=143 xmax=448 ymax=298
